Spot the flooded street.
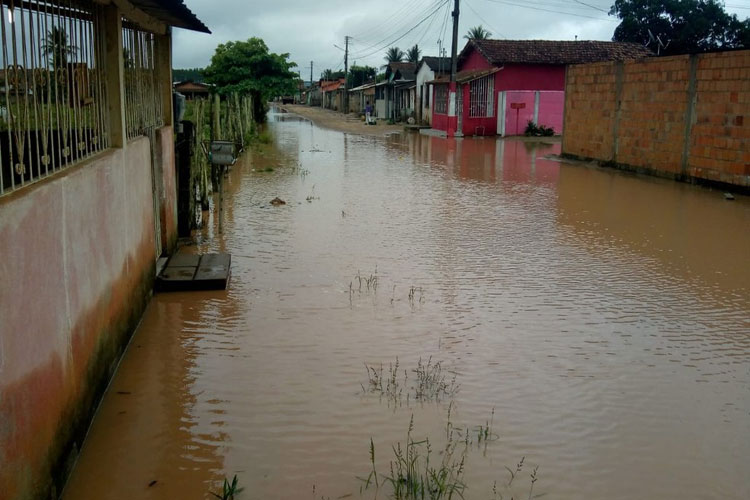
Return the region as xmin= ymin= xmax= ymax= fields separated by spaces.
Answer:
xmin=63 ymin=109 xmax=750 ymax=500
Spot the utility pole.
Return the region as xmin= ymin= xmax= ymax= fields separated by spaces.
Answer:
xmin=310 ymin=61 xmax=313 ymax=85
xmin=344 ymin=35 xmax=350 ymax=114
xmin=447 ymin=0 xmax=460 ymax=137
xmin=450 ymin=0 xmax=459 ymax=82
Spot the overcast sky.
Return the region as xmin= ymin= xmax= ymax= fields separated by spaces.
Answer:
xmin=173 ymin=0 xmax=750 ymax=78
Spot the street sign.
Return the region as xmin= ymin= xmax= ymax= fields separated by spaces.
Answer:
xmin=510 ymin=102 xmax=526 ymax=109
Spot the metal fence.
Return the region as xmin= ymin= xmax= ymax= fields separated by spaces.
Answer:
xmin=122 ymin=22 xmax=163 ymax=141
xmin=469 ymin=75 xmax=493 ymax=118
xmin=0 ymin=0 xmax=109 ymax=196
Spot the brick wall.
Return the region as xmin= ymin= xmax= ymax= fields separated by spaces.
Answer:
xmin=562 ymin=50 xmax=750 ymax=189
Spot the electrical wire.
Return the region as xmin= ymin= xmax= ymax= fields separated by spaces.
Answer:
xmin=480 ymin=0 xmax=617 ymax=22
xmin=464 ymin=0 xmax=507 ymax=38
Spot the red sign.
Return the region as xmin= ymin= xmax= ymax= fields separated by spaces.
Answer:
xmin=510 ymin=102 xmax=526 ymax=109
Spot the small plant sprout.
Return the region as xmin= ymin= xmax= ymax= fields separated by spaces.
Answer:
xmin=210 ymin=475 xmax=243 ymax=500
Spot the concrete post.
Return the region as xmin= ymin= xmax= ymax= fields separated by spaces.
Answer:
xmin=612 ymin=61 xmax=624 ymax=163
xmin=155 ymin=30 xmax=173 ymax=127
xmin=680 ymin=55 xmax=698 ymax=179
xmin=101 ymin=4 xmax=126 ymax=148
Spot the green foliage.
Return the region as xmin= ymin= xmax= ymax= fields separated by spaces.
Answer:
xmin=210 ymin=475 xmax=243 ymax=500
xmin=347 ymin=65 xmax=377 ymax=88
xmin=42 ymin=27 xmax=76 ymax=67
xmin=610 ymin=0 xmax=750 ymax=55
xmin=406 ymin=44 xmax=421 ymax=63
xmin=384 ymin=47 xmax=406 ymax=65
xmin=322 ymin=69 xmax=345 ymax=80
xmin=203 ymin=37 xmax=298 ymax=102
xmin=524 ymin=121 xmax=554 ymax=137
xmin=173 ymin=67 xmax=205 ymax=82
xmin=464 ymin=25 xmax=492 ymax=40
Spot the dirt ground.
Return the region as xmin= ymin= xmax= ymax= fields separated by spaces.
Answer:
xmin=279 ymin=104 xmax=404 ymax=137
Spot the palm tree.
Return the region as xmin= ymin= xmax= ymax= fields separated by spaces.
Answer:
xmin=42 ymin=26 xmax=77 ymax=68
xmin=384 ymin=47 xmax=405 ymax=65
xmin=406 ymin=44 xmax=421 ymax=63
xmin=464 ymin=25 xmax=492 ymax=40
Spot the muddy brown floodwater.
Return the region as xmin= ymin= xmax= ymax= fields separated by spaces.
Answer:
xmin=63 ymin=108 xmax=750 ymax=500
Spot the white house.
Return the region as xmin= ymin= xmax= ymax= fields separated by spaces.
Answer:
xmin=415 ymin=56 xmax=450 ymax=125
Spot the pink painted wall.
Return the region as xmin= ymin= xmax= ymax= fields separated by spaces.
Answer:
xmin=538 ymin=91 xmax=564 ymax=133
xmin=495 ymin=64 xmax=565 ymax=91
xmin=0 ymin=126 xmax=174 ymax=499
xmin=504 ymin=91 xmax=537 ymax=135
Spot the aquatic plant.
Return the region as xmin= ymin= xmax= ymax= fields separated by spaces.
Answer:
xmin=362 ymin=357 xmax=459 ymax=406
xmin=210 ymin=475 xmax=243 ymax=500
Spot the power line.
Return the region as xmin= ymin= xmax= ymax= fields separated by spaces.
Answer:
xmin=350 ymin=0 xmax=450 ymax=60
xmin=481 ymin=0 xmax=618 ymax=22
xmin=571 ymin=0 xmax=609 ymax=13
xmin=464 ymin=0 xmax=507 ymax=38
xmin=349 ymin=0 xmax=446 ymax=57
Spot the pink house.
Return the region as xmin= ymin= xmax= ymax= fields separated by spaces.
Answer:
xmin=430 ymin=40 xmax=651 ymax=137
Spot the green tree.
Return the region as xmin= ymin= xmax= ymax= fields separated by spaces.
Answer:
xmin=203 ymin=37 xmax=298 ymax=119
xmin=464 ymin=25 xmax=492 ymax=40
xmin=42 ymin=26 xmax=77 ymax=68
xmin=173 ymin=67 xmax=205 ymax=82
xmin=322 ymin=69 xmax=345 ymax=80
xmin=406 ymin=44 xmax=421 ymax=63
xmin=610 ymin=0 xmax=750 ymax=55
xmin=384 ymin=47 xmax=405 ymax=66
xmin=347 ymin=65 xmax=377 ymax=88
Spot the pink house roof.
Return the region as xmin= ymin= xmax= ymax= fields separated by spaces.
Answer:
xmin=460 ymin=39 xmax=652 ymax=66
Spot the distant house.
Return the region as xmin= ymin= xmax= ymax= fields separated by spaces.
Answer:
xmin=376 ymin=62 xmax=416 ymax=121
xmin=174 ymin=80 xmax=210 ymax=99
xmin=320 ymin=78 xmax=346 ymax=111
xmin=307 ymin=81 xmax=322 ymax=106
xmin=349 ymin=81 xmax=376 ymax=115
xmin=430 ymin=39 xmax=652 ymax=136
xmin=416 ymin=56 xmax=450 ymax=125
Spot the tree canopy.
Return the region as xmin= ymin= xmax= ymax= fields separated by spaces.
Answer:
xmin=173 ymin=68 xmax=205 ymax=82
xmin=384 ymin=47 xmax=405 ymax=64
xmin=322 ymin=69 xmax=345 ymax=80
xmin=203 ymin=37 xmax=298 ymax=100
xmin=464 ymin=25 xmax=492 ymax=40
xmin=347 ymin=65 xmax=377 ymax=88
xmin=610 ymin=0 xmax=750 ymax=55
xmin=406 ymin=44 xmax=421 ymax=63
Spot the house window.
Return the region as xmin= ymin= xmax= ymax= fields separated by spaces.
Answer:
xmin=469 ymin=75 xmax=494 ymax=118
xmin=0 ymin=0 xmax=110 ymax=196
xmin=123 ymin=24 xmax=165 ymax=140
xmin=434 ymin=85 xmax=448 ymax=114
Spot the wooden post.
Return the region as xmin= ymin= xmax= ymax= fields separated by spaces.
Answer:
xmin=213 ymin=94 xmax=221 ymax=140
xmin=101 ymin=4 xmax=126 ymax=147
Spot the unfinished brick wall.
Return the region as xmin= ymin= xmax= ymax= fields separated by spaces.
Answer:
xmin=562 ymin=50 xmax=750 ymax=189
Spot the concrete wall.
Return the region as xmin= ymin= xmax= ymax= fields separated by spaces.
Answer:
xmin=0 ymin=126 xmax=176 ymax=499
xmin=563 ymin=50 xmax=750 ymax=189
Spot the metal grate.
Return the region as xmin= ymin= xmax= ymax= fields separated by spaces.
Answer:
xmin=0 ymin=0 xmax=109 ymax=196
xmin=434 ymin=84 xmax=448 ymax=114
xmin=122 ymin=22 xmax=163 ymax=141
xmin=469 ymin=75 xmax=494 ymax=118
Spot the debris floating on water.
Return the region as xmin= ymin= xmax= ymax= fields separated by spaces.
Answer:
xmin=270 ymin=197 xmax=286 ymax=206
xmin=723 ymin=192 xmax=735 ymax=201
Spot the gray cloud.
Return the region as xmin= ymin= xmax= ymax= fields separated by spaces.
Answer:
xmin=173 ymin=0 xmax=749 ymax=76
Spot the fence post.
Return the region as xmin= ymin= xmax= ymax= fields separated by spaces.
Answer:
xmin=612 ymin=61 xmax=624 ymax=163
xmin=101 ymin=4 xmax=126 ymax=148
xmin=176 ymin=121 xmax=194 ymax=236
xmin=681 ymin=55 xmax=698 ymax=180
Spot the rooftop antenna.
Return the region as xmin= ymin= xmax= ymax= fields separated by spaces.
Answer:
xmin=647 ymin=29 xmax=670 ymax=55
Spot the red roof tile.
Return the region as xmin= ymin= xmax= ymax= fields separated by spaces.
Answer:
xmin=462 ymin=39 xmax=653 ymax=66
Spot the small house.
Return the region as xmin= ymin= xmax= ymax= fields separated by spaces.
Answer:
xmin=415 ymin=56 xmax=450 ymax=125
xmin=174 ymin=80 xmax=211 ymax=99
xmin=430 ymin=40 xmax=652 ymax=136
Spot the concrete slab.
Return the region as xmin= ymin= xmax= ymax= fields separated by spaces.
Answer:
xmin=168 ymin=253 xmax=201 ymax=267
xmin=156 ymin=253 xmax=230 ymax=292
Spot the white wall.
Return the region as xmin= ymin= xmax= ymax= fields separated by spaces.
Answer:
xmin=415 ymin=64 xmax=435 ymax=125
